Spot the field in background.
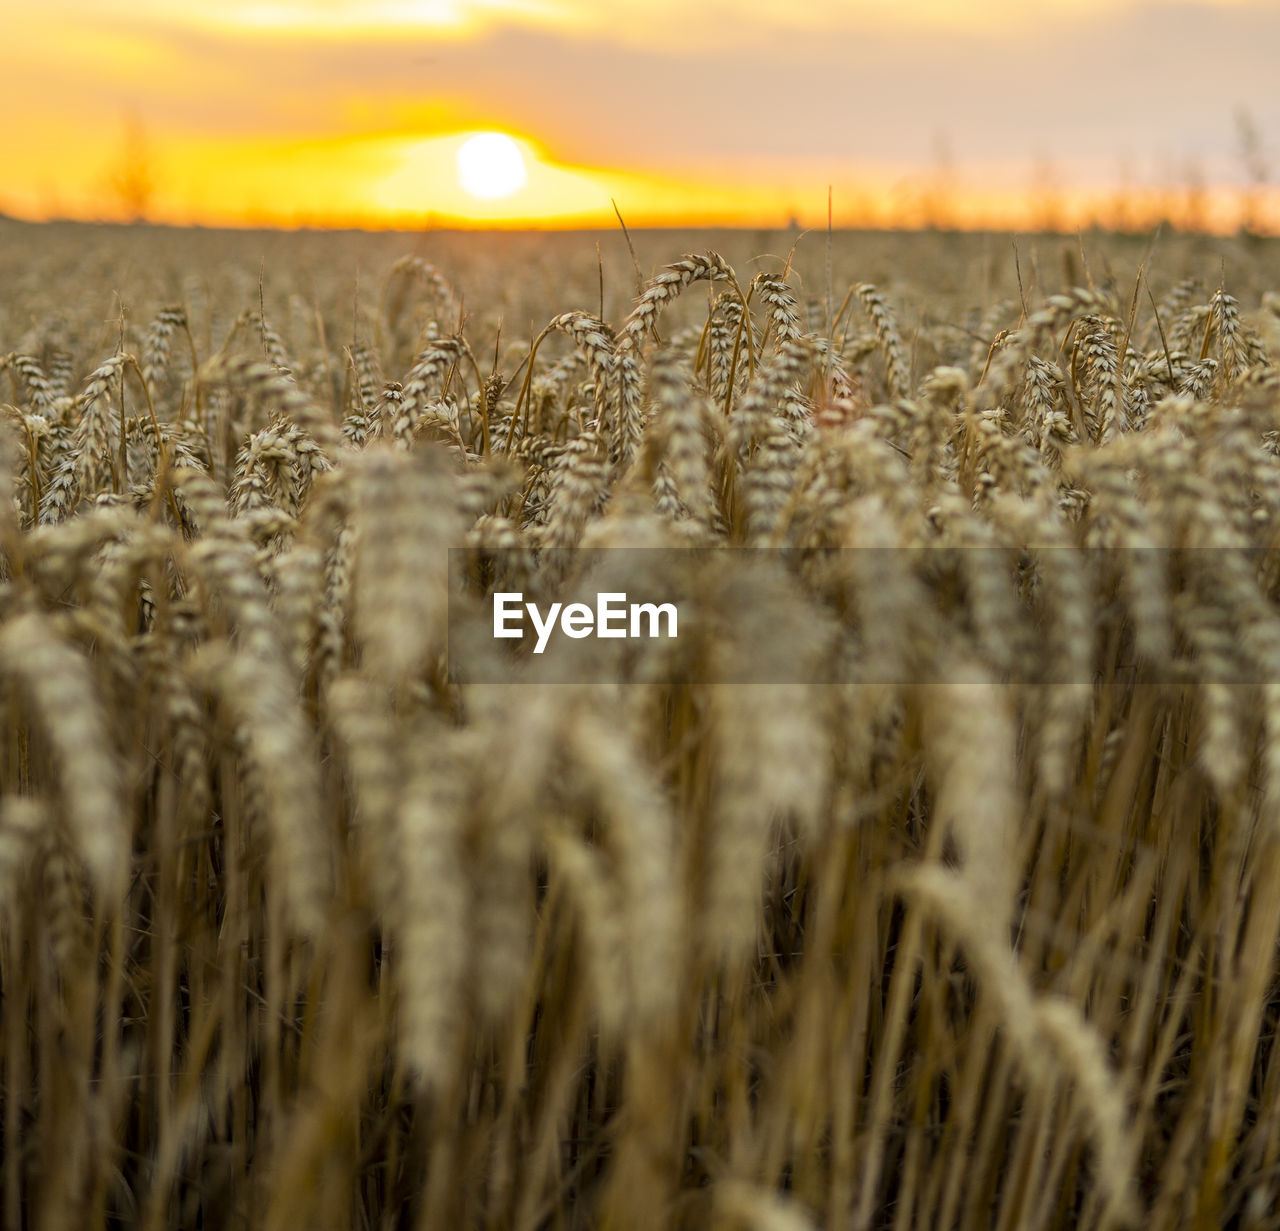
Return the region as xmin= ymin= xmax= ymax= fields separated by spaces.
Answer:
xmin=1 ymin=220 xmax=1280 ymax=1230
xmin=3 ymin=219 xmax=1275 ymax=355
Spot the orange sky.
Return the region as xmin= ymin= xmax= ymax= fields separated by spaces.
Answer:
xmin=2 ymin=0 xmax=1277 ymax=231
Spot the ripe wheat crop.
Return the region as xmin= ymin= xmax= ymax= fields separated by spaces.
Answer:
xmin=0 ymin=218 xmax=1278 ymax=1230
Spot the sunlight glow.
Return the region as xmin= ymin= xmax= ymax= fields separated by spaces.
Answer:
xmin=184 ymin=0 xmax=562 ymax=35
xmin=3 ymin=0 xmax=1275 ymax=232
xmin=456 ymin=133 xmax=527 ymax=200
xmin=368 ymin=133 xmax=624 ymax=225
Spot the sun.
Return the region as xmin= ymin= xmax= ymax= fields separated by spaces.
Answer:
xmin=456 ymin=133 xmax=527 ymax=200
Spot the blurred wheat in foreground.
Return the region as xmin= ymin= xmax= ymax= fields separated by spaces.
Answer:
xmin=1 ymin=222 xmax=1280 ymax=1230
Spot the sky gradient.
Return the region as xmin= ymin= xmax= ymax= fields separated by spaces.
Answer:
xmin=4 ymin=0 xmax=1278 ymax=231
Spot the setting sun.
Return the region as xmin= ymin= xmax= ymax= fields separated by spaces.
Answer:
xmin=456 ymin=132 xmax=527 ymax=200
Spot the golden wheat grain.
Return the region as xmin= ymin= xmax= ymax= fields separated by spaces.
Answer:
xmin=0 ymin=222 xmax=1277 ymax=1231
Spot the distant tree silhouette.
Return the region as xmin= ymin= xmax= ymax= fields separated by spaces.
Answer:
xmin=1180 ymin=157 xmax=1207 ymax=234
xmin=108 ymin=114 xmax=155 ymax=223
xmin=921 ymin=130 xmax=956 ymax=230
xmin=1108 ymin=154 xmax=1137 ymax=234
xmin=1030 ymin=155 xmax=1063 ymax=234
xmin=1235 ymin=107 xmax=1269 ymax=236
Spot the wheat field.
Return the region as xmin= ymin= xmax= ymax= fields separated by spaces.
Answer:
xmin=1 ymin=218 xmax=1279 ymax=1229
